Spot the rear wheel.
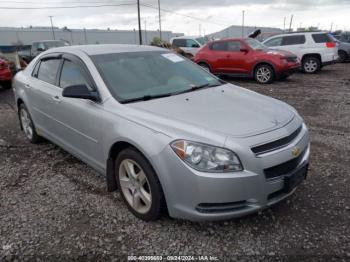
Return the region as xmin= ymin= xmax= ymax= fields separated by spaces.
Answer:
xmin=302 ymin=56 xmax=321 ymax=73
xmin=115 ymin=148 xmax=165 ymax=221
xmin=1 ymin=80 xmax=12 ymax=89
xmin=338 ymin=50 xmax=348 ymax=63
xmin=19 ymin=103 xmax=43 ymax=143
xmin=254 ymin=64 xmax=275 ymax=84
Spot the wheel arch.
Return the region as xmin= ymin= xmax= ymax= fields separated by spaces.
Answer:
xmin=301 ymin=53 xmax=321 ymax=62
xmin=252 ymin=61 xmax=276 ymax=78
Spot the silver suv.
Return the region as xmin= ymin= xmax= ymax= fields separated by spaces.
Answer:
xmin=263 ymin=32 xmax=338 ymax=73
xmin=13 ymin=45 xmax=310 ymax=221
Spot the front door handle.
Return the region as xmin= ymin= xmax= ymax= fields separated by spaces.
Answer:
xmin=52 ymin=96 xmax=61 ymax=103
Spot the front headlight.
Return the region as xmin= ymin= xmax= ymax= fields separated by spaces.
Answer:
xmin=171 ymin=140 xmax=243 ymax=172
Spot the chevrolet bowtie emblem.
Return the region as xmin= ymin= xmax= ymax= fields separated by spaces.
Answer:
xmin=292 ymin=146 xmax=301 ymax=157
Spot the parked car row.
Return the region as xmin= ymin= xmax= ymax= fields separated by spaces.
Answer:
xmin=171 ymin=31 xmax=343 ymax=84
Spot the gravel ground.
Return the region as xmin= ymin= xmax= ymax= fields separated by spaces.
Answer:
xmin=0 ymin=63 xmax=349 ymax=261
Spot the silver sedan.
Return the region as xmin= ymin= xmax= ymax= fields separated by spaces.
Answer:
xmin=13 ymin=45 xmax=310 ymax=221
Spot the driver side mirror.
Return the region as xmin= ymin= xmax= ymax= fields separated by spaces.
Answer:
xmin=37 ymin=47 xmax=45 ymax=52
xmin=240 ymin=48 xmax=249 ymax=53
xmin=191 ymin=43 xmax=200 ymax=48
xmin=62 ymin=84 xmax=99 ymax=101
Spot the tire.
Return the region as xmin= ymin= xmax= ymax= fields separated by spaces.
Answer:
xmin=1 ymin=80 xmax=12 ymax=89
xmin=115 ymin=148 xmax=165 ymax=221
xmin=198 ymin=62 xmax=211 ymax=72
xmin=254 ymin=64 xmax=275 ymax=84
xmin=338 ymin=50 xmax=348 ymax=63
xmin=302 ymin=56 xmax=321 ymax=73
xmin=18 ymin=103 xmax=43 ymax=143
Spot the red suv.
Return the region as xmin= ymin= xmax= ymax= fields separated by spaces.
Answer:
xmin=0 ymin=58 xmax=12 ymax=89
xmin=194 ymin=38 xmax=300 ymax=84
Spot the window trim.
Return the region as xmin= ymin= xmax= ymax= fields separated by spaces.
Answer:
xmin=58 ymin=53 xmax=97 ymax=92
xmin=32 ymin=54 xmax=63 ymax=87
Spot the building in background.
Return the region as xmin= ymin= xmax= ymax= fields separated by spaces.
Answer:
xmin=207 ymin=25 xmax=283 ymax=41
xmin=0 ymin=27 xmax=184 ymax=46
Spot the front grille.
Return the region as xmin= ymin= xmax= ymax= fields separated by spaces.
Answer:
xmin=251 ymin=126 xmax=302 ymax=155
xmin=196 ymin=201 xmax=247 ymax=213
xmin=264 ymin=149 xmax=306 ymax=179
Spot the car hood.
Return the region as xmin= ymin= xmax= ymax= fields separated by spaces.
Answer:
xmin=125 ymin=84 xmax=295 ymax=138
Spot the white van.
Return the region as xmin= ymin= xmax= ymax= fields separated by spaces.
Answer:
xmin=170 ymin=36 xmax=206 ymax=56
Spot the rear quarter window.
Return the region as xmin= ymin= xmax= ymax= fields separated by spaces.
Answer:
xmin=312 ymin=34 xmax=331 ymax=43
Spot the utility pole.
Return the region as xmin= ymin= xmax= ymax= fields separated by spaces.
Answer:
xmin=199 ymin=24 xmax=202 ymax=36
xmin=144 ymin=20 xmax=147 ymax=45
xmin=158 ymin=0 xmax=162 ymax=41
xmin=84 ymin=28 xmax=88 ymax=44
xmin=283 ymin=16 xmax=286 ymax=32
xmin=241 ymin=10 xmax=245 ymax=37
xmin=289 ymin=14 xmax=294 ymax=32
xmin=49 ymin=16 xmax=55 ymax=40
xmin=137 ymin=0 xmax=142 ymax=45
xmin=330 ymin=22 xmax=333 ymax=32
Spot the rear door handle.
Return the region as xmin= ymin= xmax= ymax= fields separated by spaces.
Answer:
xmin=52 ymin=96 xmax=61 ymax=103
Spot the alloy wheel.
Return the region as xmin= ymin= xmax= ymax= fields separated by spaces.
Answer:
xmin=256 ymin=66 xmax=272 ymax=83
xmin=304 ymin=59 xmax=318 ymax=73
xmin=20 ymin=108 xmax=33 ymax=140
xmin=118 ymin=159 xmax=152 ymax=214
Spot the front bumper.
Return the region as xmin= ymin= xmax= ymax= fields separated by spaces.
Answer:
xmin=150 ymin=121 xmax=310 ymax=221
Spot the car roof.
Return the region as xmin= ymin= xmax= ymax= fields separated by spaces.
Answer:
xmin=46 ymin=44 xmax=165 ymax=56
xmin=267 ymin=31 xmax=328 ymax=38
xmin=171 ymin=36 xmax=200 ymax=39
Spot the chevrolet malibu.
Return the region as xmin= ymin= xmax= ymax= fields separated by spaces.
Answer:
xmin=13 ymin=45 xmax=310 ymax=221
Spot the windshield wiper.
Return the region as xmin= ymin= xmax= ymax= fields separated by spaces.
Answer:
xmin=172 ymin=82 xmax=223 ymax=96
xmin=120 ymin=93 xmax=172 ymax=104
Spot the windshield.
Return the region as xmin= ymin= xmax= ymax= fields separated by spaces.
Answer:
xmin=44 ymin=41 xmax=66 ymax=49
xmin=92 ymin=51 xmax=222 ymax=103
xmin=195 ymin=37 xmax=206 ymax=46
xmin=245 ymin=38 xmax=267 ymax=50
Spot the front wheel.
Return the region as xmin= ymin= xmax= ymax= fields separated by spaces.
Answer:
xmin=254 ymin=64 xmax=275 ymax=84
xmin=115 ymin=148 xmax=165 ymax=221
xmin=302 ymin=56 xmax=321 ymax=73
xmin=198 ymin=62 xmax=211 ymax=72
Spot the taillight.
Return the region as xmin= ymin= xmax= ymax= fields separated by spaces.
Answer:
xmin=326 ymin=42 xmax=336 ymax=48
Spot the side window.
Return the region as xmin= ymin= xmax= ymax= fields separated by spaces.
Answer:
xmin=36 ymin=59 xmax=61 ymax=85
xmin=172 ymin=39 xmax=186 ymax=47
xmin=312 ymin=33 xmax=331 ymax=43
xmin=186 ymin=39 xmax=199 ymax=48
xmin=210 ymin=42 xmax=228 ymax=51
xmin=282 ymin=35 xmax=306 ymax=45
xmin=227 ymin=41 xmax=241 ymax=51
xmin=59 ymin=60 xmax=91 ymax=89
xmin=264 ymin=37 xmax=282 ymax=47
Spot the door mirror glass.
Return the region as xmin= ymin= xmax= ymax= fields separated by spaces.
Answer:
xmin=62 ymin=84 xmax=99 ymax=101
xmin=191 ymin=43 xmax=200 ymax=48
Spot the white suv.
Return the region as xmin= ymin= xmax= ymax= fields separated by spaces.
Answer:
xmin=170 ymin=36 xmax=206 ymax=57
xmin=263 ymin=32 xmax=338 ymax=73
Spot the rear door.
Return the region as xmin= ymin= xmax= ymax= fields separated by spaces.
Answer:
xmin=27 ymin=54 xmax=62 ymax=135
xmin=280 ymin=35 xmax=306 ymax=58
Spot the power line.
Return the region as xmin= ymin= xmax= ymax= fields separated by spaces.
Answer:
xmin=0 ymin=2 xmax=135 ymax=9
xmin=140 ymin=3 xmax=229 ymax=27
